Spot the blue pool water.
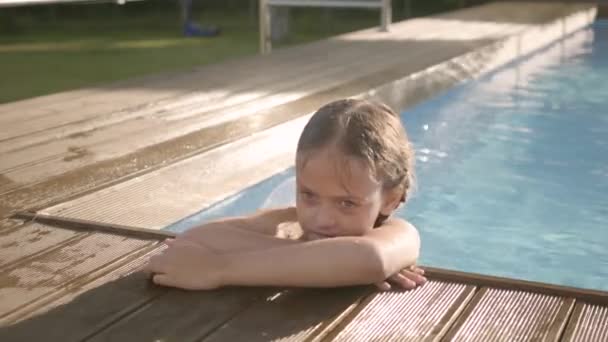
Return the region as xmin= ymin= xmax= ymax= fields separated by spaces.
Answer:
xmin=167 ymin=23 xmax=608 ymax=291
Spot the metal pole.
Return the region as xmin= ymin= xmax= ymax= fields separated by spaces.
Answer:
xmin=259 ymin=0 xmax=272 ymax=54
xmin=381 ymin=0 xmax=391 ymax=32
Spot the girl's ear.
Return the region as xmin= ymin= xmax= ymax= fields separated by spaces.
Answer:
xmin=380 ymin=187 xmax=404 ymax=216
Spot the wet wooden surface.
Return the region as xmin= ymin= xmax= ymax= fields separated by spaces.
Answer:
xmin=328 ymin=282 xmax=475 ymax=342
xmin=1 ymin=223 xmax=607 ymax=342
xmin=561 ymin=302 xmax=608 ymax=342
xmin=0 ymin=228 xmax=154 ymax=323
xmin=442 ymin=288 xmax=575 ymax=341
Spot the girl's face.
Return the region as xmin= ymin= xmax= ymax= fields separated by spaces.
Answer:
xmin=295 ymin=147 xmax=401 ymax=241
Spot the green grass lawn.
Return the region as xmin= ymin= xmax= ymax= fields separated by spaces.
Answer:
xmin=0 ymin=0 xmax=474 ymax=104
xmin=0 ymin=5 xmax=380 ymax=104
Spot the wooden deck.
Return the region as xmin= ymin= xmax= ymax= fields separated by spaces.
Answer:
xmin=0 ymin=221 xmax=606 ymax=341
xmin=1 ymin=1 xmax=607 ymax=341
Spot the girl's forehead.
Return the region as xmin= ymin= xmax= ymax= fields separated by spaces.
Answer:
xmin=296 ymin=148 xmax=380 ymax=196
xmin=297 ymin=146 xmax=365 ymax=167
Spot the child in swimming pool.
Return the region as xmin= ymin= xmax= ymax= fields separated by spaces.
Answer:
xmin=145 ymin=98 xmax=426 ymax=291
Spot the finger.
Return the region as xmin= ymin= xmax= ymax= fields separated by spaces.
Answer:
xmin=152 ymin=274 xmax=179 ymax=288
xmin=410 ymin=266 xmax=425 ymax=275
xmin=400 ymin=270 xmax=427 ymax=285
xmin=389 ymin=273 xmax=417 ymax=290
xmin=406 ymin=265 xmax=425 ymax=275
xmin=146 ymin=255 xmax=169 ymax=274
xmin=374 ymin=281 xmax=391 ymax=291
xmin=164 ymin=238 xmax=175 ymax=245
xmin=141 ymin=256 xmax=159 ymax=274
xmin=401 ymin=269 xmax=426 ymax=280
xmin=141 ymin=261 xmax=154 ymax=275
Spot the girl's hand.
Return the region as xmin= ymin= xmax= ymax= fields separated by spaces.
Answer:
xmin=375 ymin=265 xmax=427 ymax=291
xmin=144 ymin=239 xmax=225 ymax=290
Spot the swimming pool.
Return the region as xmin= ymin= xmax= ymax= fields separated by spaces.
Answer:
xmin=167 ymin=22 xmax=608 ymax=291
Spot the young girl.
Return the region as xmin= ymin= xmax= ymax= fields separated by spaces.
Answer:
xmin=145 ymin=99 xmax=426 ymax=291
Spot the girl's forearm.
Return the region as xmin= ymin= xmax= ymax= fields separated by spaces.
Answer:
xmin=217 ymin=220 xmax=420 ymax=288
xmin=220 ymin=237 xmax=387 ymax=287
xmin=179 ymin=224 xmax=297 ymax=253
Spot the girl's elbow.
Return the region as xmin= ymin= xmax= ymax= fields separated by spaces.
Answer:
xmin=357 ymin=240 xmax=394 ymax=282
xmin=360 ymin=227 xmax=422 ymax=281
xmin=400 ymin=222 xmax=422 ymax=265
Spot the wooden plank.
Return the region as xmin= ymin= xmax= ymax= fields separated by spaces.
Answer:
xmin=34 ymin=116 xmax=309 ymax=229
xmin=14 ymin=211 xmax=176 ymax=240
xmin=0 ymin=223 xmax=82 ymax=270
xmin=86 ymin=287 xmax=278 ymax=342
xmin=0 ymin=231 xmax=151 ymax=320
xmin=545 ymin=297 xmax=579 ymax=342
xmin=561 ymin=302 xmax=608 ymax=342
xmin=442 ymin=287 xmax=575 ymax=341
xmin=326 ymin=281 xmax=476 ymax=342
xmin=202 ymin=287 xmax=369 ymax=342
xmin=0 ymin=218 xmax=21 ymax=231
xmin=424 ymin=267 xmax=608 ymax=306
xmin=0 ymin=36 xmax=385 ymax=152
xmin=0 ymin=246 xmax=166 ymax=341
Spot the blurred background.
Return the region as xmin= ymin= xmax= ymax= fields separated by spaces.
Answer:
xmin=0 ymin=0 xmax=490 ymax=104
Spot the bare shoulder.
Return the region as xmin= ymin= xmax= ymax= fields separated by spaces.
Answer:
xmin=362 ymin=217 xmax=421 ymax=262
xmin=366 ymin=217 xmax=419 ymax=241
xmin=385 ymin=217 xmax=418 ymax=232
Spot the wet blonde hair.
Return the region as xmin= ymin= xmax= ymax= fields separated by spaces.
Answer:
xmin=297 ymin=98 xmax=415 ymax=202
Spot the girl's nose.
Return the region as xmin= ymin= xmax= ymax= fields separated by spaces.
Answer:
xmin=315 ymin=206 xmax=337 ymax=232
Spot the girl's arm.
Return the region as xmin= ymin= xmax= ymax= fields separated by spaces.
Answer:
xmin=220 ymin=218 xmax=420 ymax=287
xmin=178 ymin=224 xmax=298 ymax=253
xmin=176 ymin=207 xmax=299 ymax=253
xmin=184 ymin=207 xmax=296 ymax=236
xmin=147 ymin=218 xmax=420 ymax=289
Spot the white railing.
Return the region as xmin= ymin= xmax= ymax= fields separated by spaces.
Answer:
xmin=259 ymin=0 xmax=392 ymax=54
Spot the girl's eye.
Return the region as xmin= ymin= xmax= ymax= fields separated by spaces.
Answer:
xmin=340 ymin=200 xmax=357 ymax=208
xmin=300 ymin=191 xmax=315 ymax=200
